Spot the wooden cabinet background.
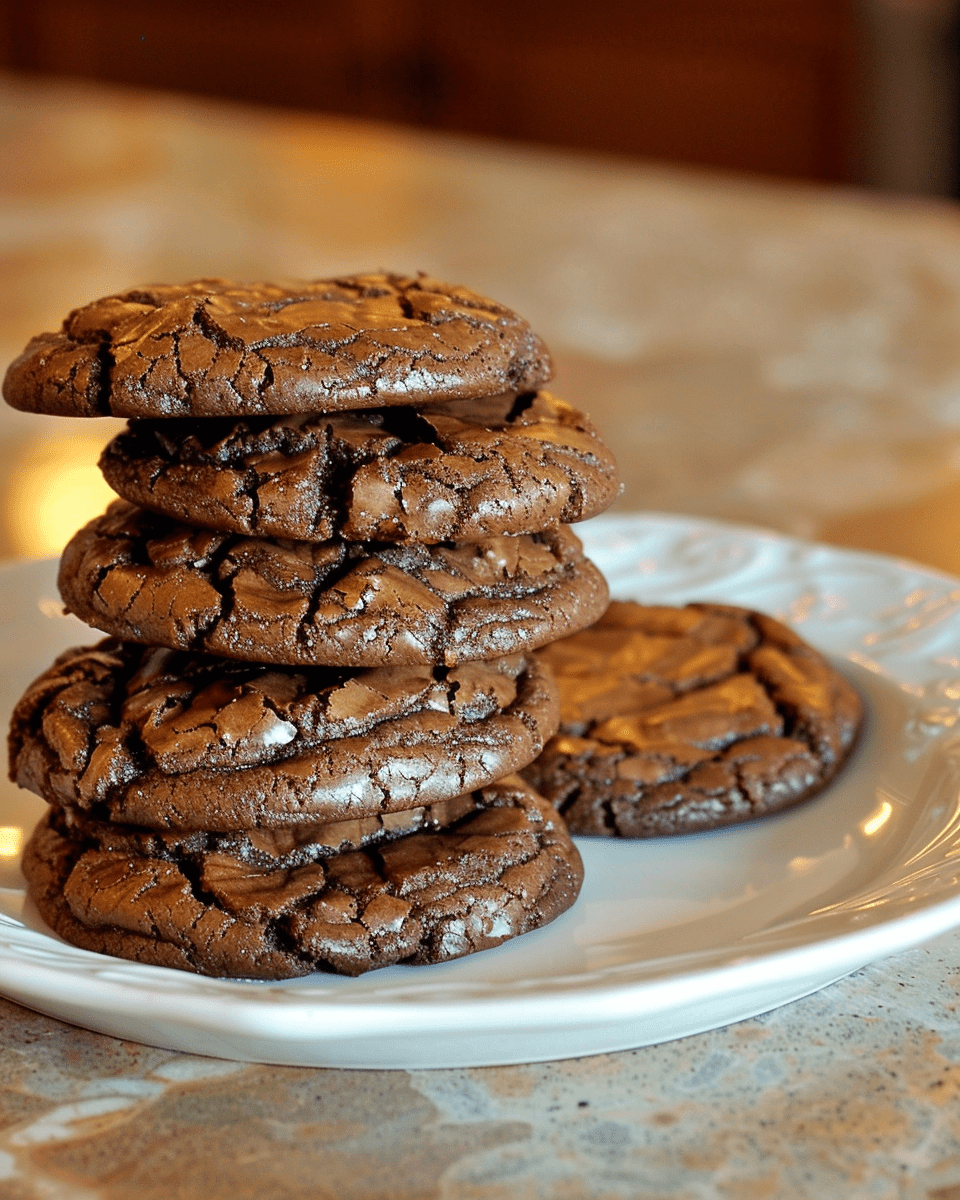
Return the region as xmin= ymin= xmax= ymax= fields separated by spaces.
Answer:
xmin=1 ymin=0 xmax=859 ymax=182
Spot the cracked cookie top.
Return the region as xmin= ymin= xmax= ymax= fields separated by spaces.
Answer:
xmin=9 ymin=639 xmax=560 ymax=828
xmin=2 ymin=274 xmax=553 ymax=418
xmin=22 ymin=775 xmax=584 ymax=978
xmin=522 ymin=600 xmax=863 ymax=837
xmin=99 ymin=391 xmax=619 ymax=544
xmin=58 ymin=501 xmax=609 ymax=668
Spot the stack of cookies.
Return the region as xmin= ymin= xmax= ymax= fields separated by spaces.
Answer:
xmin=3 ymin=273 xmax=619 ymax=978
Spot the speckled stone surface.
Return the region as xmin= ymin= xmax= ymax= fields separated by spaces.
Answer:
xmin=5 ymin=69 xmax=960 ymax=1198
xmin=1 ymin=939 xmax=959 ymax=1198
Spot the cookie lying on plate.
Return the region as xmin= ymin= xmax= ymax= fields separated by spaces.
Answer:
xmin=22 ymin=776 xmax=584 ymax=978
xmin=2 ymin=274 xmax=551 ymax=418
xmin=58 ymin=501 xmax=609 ymax=667
xmin=523 ymin=600 xmax=863 ymax=837
xmin=9 ymin=640 xmax=559 ymax=829
xmin=98 ymin=391 xmax=619 ymax=544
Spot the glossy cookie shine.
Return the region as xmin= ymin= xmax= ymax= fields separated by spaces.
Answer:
xmin=52 ymin=790 xmax=492 ymax=867
xmin=9 ymin=639 xmax=560 ymax=829
xmin=2 ymin=274 xmax=552 ymax=419
xmin=22 ymin=776 xmax=584 ymax=978
xmin=58 ymin=501 xmax=609 ymax=668
xmin=523 ymin=600 xmax=863 ymax=837
xmin=99 ymin=391 xmax=619 ymax=543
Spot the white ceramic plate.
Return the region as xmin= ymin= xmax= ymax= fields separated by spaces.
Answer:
xmin=3 ymin=513 xmax=960 ymax=1069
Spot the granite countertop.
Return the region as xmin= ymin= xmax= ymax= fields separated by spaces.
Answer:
xmin=3 ymin=71 xmax=960 ymax=1199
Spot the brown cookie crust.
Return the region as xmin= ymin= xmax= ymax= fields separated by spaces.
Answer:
xmin=9 ymin=640 xmax=560 ymax=829
xmin=522 ymin=600 xmax=863 ymax=837
xmin=22 ymin=777 xmax=584 ymax=978
xmin=58 ymin=502 xmax=609 ymax=668
xmin=55 ymin=790 xmax=488 ymax=867
xmin=99 ymin=391 xmax=619 ymax=544
xmin=3 ymin=274 xmax=552 ymax=419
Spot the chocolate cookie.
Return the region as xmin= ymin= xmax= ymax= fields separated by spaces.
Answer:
xmin=3 ymin=274 xmax=552 ymax=419
xmin=9 ymin=640 xmax=559 ymax=829
xmin=98 ymin=391 xmax=619 ymax=544
xmin=22 ymin=776 xmax=584 ymax=978
xmin=523 ymin=601 xmax=863 ymax=837
xmin=54 ymin=789 xmax=489 ymax=866
xmin=58 ymin=502 xmax=609 ymax=667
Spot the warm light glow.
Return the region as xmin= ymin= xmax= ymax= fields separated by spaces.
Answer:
xmin=0 ymin=827 xmax=23 ymax=858
xmin=38 ymin=597 xmax=66 ymax=620
xmin=861 ymin=800 xmax=893 ymax=837
xmin=6 ymin=433 xmax=118 ymax=558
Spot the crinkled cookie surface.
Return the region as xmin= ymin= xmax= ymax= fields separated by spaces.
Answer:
xmin=99 ymin=391 xmax=618 ymax=543
xmin=523 ymin=600 xmax=863 ymax=837
xmin=9 ymin=639 xmax=560 ymax=828
xmin=22 ymin=776 xmax=584 ymax=978
xmin=58 ymin=501 xmax=609 ymax=667
xmin=3 ymin=274 xmax=552 ymax=418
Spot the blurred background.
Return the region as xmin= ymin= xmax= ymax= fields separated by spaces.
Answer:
xmin=3 ymin=0 xmax=959 ymax=193
xmin=4 ymin=0 xmax=960 ymax=571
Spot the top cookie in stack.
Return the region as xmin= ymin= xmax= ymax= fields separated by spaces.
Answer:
xmin=4 ymin=274 xmax=553 ymax=418
xmin=5 ymin=273 xmax=618 ymax=978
